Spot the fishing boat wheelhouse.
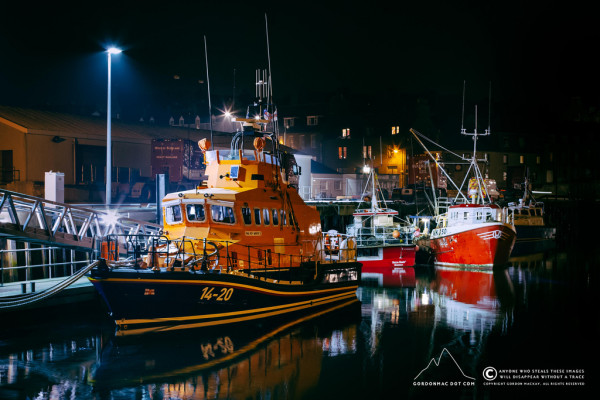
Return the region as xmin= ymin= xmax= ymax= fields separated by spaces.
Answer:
xmin=344 ymin=170 xmax=416 ymax=273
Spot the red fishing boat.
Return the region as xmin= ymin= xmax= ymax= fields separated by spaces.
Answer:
xmin=410 ymin=122 xmax=516 ymax=269
xmin=340 ymin=169 xmax=417 ymax=273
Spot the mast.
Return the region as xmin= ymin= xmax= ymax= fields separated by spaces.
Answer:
xmin=204 ymin=36 xmax=213 ymax=144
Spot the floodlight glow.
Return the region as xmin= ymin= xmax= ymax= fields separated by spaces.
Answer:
xmin=362 ymin=165 xmax=371 ymax=174
xmin=107 ymin=47 xmax=122 ymax=54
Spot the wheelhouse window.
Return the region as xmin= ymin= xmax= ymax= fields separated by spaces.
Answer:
xmin=165 ymin=205 xmax=182 ymax=224
xmin=281 ymin=209 xmax=287 ymax=225
xmin=241 ymin=207 xmax=252 ymax=225
xmin=254 ymin=208 xmax=261 ymax=225
xmin=272 ymin=209 xmax=279 ymax=225
xmin=186 ymin=204 xmax=205 ymax=222
xmin=263 ymin=208 xmax=270 ymax=225
xmin=211 ymin=205 xmax=235 ymax=224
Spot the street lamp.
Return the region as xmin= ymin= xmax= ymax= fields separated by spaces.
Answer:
xmin=106 ymin=47 xmax=122 ymax=205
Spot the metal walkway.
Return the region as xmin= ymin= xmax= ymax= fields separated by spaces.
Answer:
xmin=0 ymin=189 xmax=161 ymax=250
xmin=0 ymin=189 xmax=163 ymax=311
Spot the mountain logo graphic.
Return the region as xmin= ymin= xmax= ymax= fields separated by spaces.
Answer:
xmin=414 ymin=348 xmax=476 ymax=381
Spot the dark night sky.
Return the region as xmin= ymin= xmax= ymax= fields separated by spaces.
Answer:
xmin=1 ymin=1 xmax=598 ymax=133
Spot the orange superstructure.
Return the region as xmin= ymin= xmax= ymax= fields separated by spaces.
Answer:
xmin=154 ymin=119 xmax=322 ymax=272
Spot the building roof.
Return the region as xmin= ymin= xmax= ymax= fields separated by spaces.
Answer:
xmin=0 ymin=105 xmax=302 ymax=154
xmin=0 ymin=105 xmax=219 ymax=144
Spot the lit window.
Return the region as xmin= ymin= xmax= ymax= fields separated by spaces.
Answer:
xmin=391 ymin=126 xmax=400 ymax=135
xmin=536 ymin=155 xmax=541 ymax=164
xmin=254 ymin=208 xmax=261 ymax=225
xmin=165 ymin=205 xmax=182 ymax=224
xmin=284 ymin=117 xmax=295 ymax=128
xmin=241 ymin=207 xmax=252 ymax=224
xmin=211 ymin=205 xmax=235 ymax=224
xmin=338 ymin=147 xmax=343 ymax=159
xmin=186 ymin=204 xmax=205 ymax=222
xmin=519 ymin=155 xmax=524 ymax=164
xmin=307 ymin=116 xmax=318 ymax=126
xmin=503 ymin=154 xmax=508 ymax=164
xmin=343 ymin=147 xmax=347 ymax=159
xmin=342 ymin=128 xmax=350 ymax=138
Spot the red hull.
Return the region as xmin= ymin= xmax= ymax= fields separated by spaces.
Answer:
xmin=358 ymin=245 xmax=416 ymax=273
xmin=430 ymin=223 xmax=515 ymax=268
xmin=362 ymin=267 xmax=416 ymax=287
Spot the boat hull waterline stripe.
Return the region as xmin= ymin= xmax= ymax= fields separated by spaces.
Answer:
xmin=89 ymin=276 xmax=356 ymax=297
xmin=115 ymin=290 xmax=358 ymax=327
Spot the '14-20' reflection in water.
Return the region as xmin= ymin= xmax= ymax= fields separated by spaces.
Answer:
xmin=0 ymin=251 xmax=593 ymax=399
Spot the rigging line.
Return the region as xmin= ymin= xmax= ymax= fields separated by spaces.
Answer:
xmin=413 ymin=129 xmax=463 ymax=160
xmin=410 ymin=129 xmax=468 ymax=203
xmin=204 ymin=35 xmax=213 ymax=144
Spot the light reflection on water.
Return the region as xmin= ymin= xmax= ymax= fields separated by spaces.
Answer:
xmin=0 ymin=250 xmax=595 ymax=399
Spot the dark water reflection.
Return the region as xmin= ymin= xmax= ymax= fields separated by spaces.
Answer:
xmin=1 ymin=249 xmax=596 ymax=399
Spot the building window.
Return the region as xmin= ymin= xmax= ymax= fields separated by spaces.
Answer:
xmin=546 ymin=170 xmax=553 ymax=183
xmin=519 ymin=155 xmax=524 ymax=164
xmin=362 ymin=145 xmax=372 ymax=159
xmin=307 ymin=116 xmax=318 ymax=126
xmin=536 ymin=155 xmax=541 ymax=164
xmin=334 ymin=180 xmax=342 ymax=190
xmin=391 ymin=126 xmax=400 ymax=135
xmin=503 ymin=154 xmax=508 ymax=164
xmin=338 ymin=147 xmax=348 ymax=159
xmin=284 ymin=117 xmax=295 ymax=128
xmin=311 ymin=134 xmax=317 ymax=148
xmin=342 ymin=128 xmax=350 ymax=138
xmin=503 ymin=171 xmax=507 ymax=181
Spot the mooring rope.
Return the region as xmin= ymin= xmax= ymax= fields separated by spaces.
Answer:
xmin=0 ymin=260 xmax=100 ymax=310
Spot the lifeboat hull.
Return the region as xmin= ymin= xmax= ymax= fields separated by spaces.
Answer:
xmin=89 ymin=261 xmax=361 ymax=330
xmin=430 ymin=223 xmax=516 ymax=268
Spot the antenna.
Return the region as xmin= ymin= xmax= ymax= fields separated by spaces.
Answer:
xmin=461 ymin=80 xmax=466 ymax=134
xmin=204 ymin=35 xmax=213 ymax=143
xmin=487 ymin=81 xmax=492 ymax=134
xmin=265 ymin=13 xmax=278 ymax=138
xmin=474 ymin=105 xmax=478 ymax=135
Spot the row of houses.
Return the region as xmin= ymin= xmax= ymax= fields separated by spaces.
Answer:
xmin=1 ymin=102 xmax=595 ymax=204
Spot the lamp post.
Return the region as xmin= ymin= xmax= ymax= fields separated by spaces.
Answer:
xmin=106 ymin=47 xmax=122 ymax=205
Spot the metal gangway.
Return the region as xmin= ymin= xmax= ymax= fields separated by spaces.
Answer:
xmin=0 ymin=189 xmax=162 ymax=311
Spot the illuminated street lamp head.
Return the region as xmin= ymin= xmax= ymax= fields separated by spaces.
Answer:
xmin=107 ymin=47 xmax=122 ymax=54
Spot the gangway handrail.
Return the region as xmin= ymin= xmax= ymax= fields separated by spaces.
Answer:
xmin=0 ymin=260 xmax=99 ymax=310
xmin=0 ymin=189 xmax=161 ymax=249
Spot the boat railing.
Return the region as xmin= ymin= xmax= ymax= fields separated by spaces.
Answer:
xmin=339 ymin=225 xmax=414 ymax=248
xmin=98 ymin=233 xmax=357 ymax=277
xmin=321 ymin=232 xmax=359 ymax=263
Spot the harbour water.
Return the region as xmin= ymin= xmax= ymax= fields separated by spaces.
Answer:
xmin=0 ymin=248 xmax=596 ymax=399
